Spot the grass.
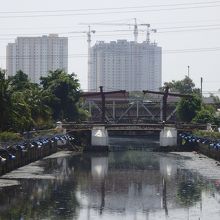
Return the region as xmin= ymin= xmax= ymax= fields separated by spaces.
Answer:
xmin=0 ymin=131 xmax=23 ymax=142
xmin=193 ymin=130 xmax=220 ymax=140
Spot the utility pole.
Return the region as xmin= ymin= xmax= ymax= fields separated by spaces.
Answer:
xmin=162 ymin=87 xmax=169 ymax=122
xmin=200 ymin=77 xmax=203 ymax=97
xmin=99 ymin=86 xmax=105 ymax=123
xmin=187 ymin=66 xmax=190 ymax=77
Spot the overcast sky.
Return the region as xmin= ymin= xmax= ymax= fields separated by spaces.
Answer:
xmin=1 ymin=0 xmax=220 ymax=94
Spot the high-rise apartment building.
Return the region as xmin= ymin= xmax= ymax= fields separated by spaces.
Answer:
xmin=6 ymin=34 xmax=68 ymax=83
xmin=88 ymin=40 xmax=162 ymax=92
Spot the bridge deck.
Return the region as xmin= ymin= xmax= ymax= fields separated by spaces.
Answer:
xmin=63 ymin=123 xmax=208 ymax=132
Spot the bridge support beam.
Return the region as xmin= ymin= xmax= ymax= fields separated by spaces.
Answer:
xmin=91 ymin=126 xmax=109 ymax=151
xmin=160 ymin=127 xmax=177 ymax=147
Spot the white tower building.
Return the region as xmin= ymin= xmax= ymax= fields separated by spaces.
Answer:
xmin=6 ymin=34 xmax=68 ymax=83
xmin=88 ymin=40 xmax=162 ymax=92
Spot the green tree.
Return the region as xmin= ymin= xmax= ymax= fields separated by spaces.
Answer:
xmin=193 ymin=108 xmax=215 ymax=124
xmin=162 ymin=76 xmax=200 ymax=94
xmin=0 ymin=68 xmax=87 ymax=132
xmin=177 ymin=95 xmax=202 ymax=122
xmin=0 ymin=70 xmax=12 ymax=131
xmin=209 ymin=93 xmax=220 ymax=104
xmin=0 ymin=70 xmax=52 ymax=132
xmin=9 ymin=92 xmax=34 ymax=132
xmin=214 ymin=116 xmax=220 ymax=127
xmin=23 ymin=86 xmax=52 ymax=129
xmin=9 ymin=71 xmax=52 ymax=130
xmin=9 ymin=70 xmax=35 ymax=91
xmin=41 ymin=69 xmax=85 ymax=121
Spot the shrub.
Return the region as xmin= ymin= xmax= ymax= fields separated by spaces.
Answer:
xmin=193 ymin=130 xmax=220 ymax=139
xmin=0 ymin=131 xmax=23 ymax=142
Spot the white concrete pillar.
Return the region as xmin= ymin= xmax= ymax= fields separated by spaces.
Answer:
xmin=207 ymin=123 xmax=213 ymax=131
xmin=55 ymin=121 xmax=66 ymax=134
xmin=91 ymin=126 xmax=109 ymax=147
xmin=160 ymin=127 xmax=177 ymax=147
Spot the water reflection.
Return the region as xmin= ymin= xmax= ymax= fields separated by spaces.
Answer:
xmin=0 ymin=139 xmax=220 ymax=219
xmin=91 ymin=157 xmax=108 ymax=179
xmin=160 ymin=157 xmax=177 ymax=179
xmin=0 ymin=156 xmax=79 ymax=220
xmin=159 ymin=156 xmax=178 ymax=216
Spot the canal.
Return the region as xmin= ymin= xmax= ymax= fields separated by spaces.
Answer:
xmin=1 ymin=136 xmax=220 ymax=220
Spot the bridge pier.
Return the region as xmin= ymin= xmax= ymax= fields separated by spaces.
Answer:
xmin=90 ymin=126 xmax=109 ymax=151
xmin=160 ymin=127 xmax=177 ymax=147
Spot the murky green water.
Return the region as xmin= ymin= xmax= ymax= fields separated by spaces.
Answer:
xmin=0 ymin=137 xmax=220 ymax=220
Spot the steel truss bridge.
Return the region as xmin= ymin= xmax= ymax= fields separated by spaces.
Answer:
xmin=81 ymin=98 xmax=178 ymax=124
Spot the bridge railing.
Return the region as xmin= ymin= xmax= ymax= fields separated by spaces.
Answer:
xmin=63 ymin=122 xmax=212 ymax=131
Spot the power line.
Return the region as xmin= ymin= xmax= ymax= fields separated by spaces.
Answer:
xmin=0 ymin=4 xmax=220 ymax=18
xmin=67 ymin=26 xmax=220 ymax=38
xmin=0 ymin=25 xmax=81 ymax=31
xmin=1 ymin=46 xmax=220 ymax=60
xmin=1 ymin=1 xmax=219 ymax=14
xmin=2 ymin=18 xmax=220 ymax=31
xmin=1 ymin=23 xmax=220 ymax=38
xmin=157 ymin=23 xmax=220 ymax=30
xmin=0 ymin=29 xmax=134 ymax=37
xmin=158 ymin=27 xmax=220 ymax=33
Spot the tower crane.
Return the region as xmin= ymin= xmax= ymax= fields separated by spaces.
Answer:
xmin=133 ymin=18 xmax=138 ymax=43
xmin=69 ymin=26 xmax=95 ymax=90
xmin=81 ymin=18 xmax=138 ymax=42
xmin=70 ymin=25 xmax=95 ymax=50
xmin=140 ymin=24 xmax=157 ymax=44
xmin=80 ymin=19 xmax=156 ymax=43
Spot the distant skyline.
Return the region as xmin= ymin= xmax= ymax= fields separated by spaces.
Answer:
xmin=6 ymin=34 xmax=68 ymax=83
xmin=0 ymin=0 xmax=220 ymax=94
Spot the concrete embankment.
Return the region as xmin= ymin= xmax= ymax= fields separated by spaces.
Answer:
xmin=196 ymin=143 xmax=220 ymax=161
xmin=0 ymin=134 xmax=76 ymax=176
xmin=178 ymin=132 xmax=220 ymax=161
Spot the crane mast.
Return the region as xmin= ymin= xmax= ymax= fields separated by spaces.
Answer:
xmin=133 ymin=18 xmax=138 ymax=43
xmin=87 ymin=25 xmax=96 ymax=50
xmin=86 ymin=26 xmax=96 ymax=91
xmin=147 ymin=28 xmax=157 ymax=44
xmin=68 ymin=26 xmax=96 ymax=91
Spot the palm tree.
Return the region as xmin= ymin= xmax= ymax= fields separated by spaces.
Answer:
xmin=23 ymin=86 xmax=52 ymax=129
xmin=0 ymin=70 xmax=12 ymax=131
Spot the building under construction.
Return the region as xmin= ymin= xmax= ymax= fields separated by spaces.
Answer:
xmin=88 ymin=39 xmax=162 ymax=92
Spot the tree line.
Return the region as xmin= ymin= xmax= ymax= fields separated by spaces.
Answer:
xmin=0 ymin=69 xmax=88 ymax=133
xmin=162 ymin=76 xmax=220 ymax=125
xmin=1 ymin=70 xmax=219 ymax=134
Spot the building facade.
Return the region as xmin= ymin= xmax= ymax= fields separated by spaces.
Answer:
xmin=88 ymin=40 xmax=162 ymax=92
xmin=6 ymin=34 xmax=68 ymax=83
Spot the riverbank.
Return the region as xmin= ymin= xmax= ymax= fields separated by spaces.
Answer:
xmin=173 ymin=151 xmax=220 ymax=179
xmin=0 ymin=151 xmax=78 ymax=187
xmin=178 ymin=132 xmax=220 ymax=162
xmin=0 ymin=134 xmax=77 ymax=176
